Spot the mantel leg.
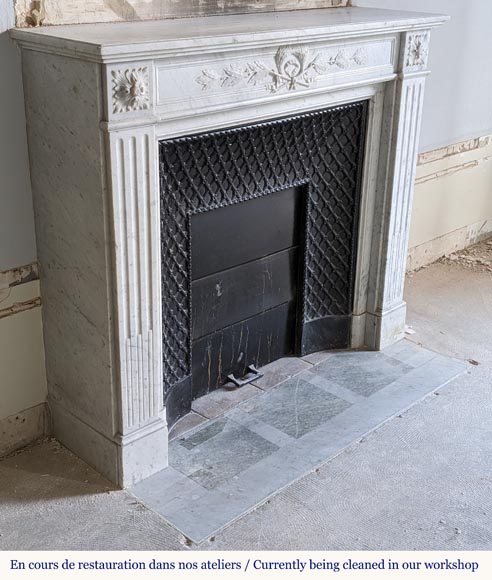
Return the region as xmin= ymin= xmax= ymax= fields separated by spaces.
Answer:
xmin=108 ymin=127 xmax=167 ymax=487
xmin=366 ymin=72 xmax=427 ymax=349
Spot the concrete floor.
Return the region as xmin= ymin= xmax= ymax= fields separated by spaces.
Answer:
xmin=1 ymin=258 xmax=491 ymax=550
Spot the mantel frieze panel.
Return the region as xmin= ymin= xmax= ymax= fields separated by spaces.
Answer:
xmin=153 ymin=37 xmax=396 ymax=119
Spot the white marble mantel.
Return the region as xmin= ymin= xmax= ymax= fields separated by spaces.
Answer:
xmin=11 ymin=7 xmax=447 ymax=487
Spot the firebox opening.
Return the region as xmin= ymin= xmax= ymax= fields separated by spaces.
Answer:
xmin=160 ymin=101 xmax=368 ymax=428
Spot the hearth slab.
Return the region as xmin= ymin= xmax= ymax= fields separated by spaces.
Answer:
xmin=251 ymin=357 xmax=312 ymax=390
xmin=240 ymin=379 xmax=352 ymax=439
xmin=131 ymin=340 xmax=466 ymax=543
xmin=191 ymin=383 xmax=262 ymax=420
xmin=169 ymin=412 xmax=207 ymax=441
xmin=313 ymin=352 xmax=415 ymax=397
xmin=170 ymin=418 xmax=279 ymax=490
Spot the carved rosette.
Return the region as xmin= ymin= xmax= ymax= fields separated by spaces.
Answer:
xmin=404 ymin=32 xmax=430 ymax=70
xmin=196 ymin=45 xmax=365 ymax=94
xmin=112 ymin=67 xmax=150 ymax=114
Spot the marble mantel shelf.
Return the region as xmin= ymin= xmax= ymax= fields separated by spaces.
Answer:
xmin=11 ymin=7 xmax=447 ymax=488
xmin=11 ymin=8 xmax=447 ymax=62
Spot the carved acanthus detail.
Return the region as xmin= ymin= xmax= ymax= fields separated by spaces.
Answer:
xmin=196 ymin=45 xmax=366 ymax=93
xmin=112 ymin=68 xmax=150 ymax=114
xmin=405 ymin=33 xmax=429 ymax=69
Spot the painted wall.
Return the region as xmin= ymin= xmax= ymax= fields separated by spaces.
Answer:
xmin=0 ymin=0 xmax=47 ymax=429
xmin=356 ymin=0 xmax=492 ymax=266
xmin=0 ymin=271 xmax=48 ymax=454
xmin=0 ymin=0 xmax=47 ymax=436
xmin=355 ymin=0 xmax=492 ymax=152
xmin=408 ymin=136 xmax=492 ymax=270
xmin=0 ymin=0 xmax=36 ymax=271
xmin=0 ymin=280 xmax=46 ymax=419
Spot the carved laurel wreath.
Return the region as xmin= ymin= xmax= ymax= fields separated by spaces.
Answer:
xmin=196 ymin=45 xmax=365 ymax=93
xmin=112 ymin=68 xmax=150 ymax=114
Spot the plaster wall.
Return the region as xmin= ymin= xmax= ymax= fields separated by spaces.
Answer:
xmin=408 ymin=136 xmax=492 ymax=270
xmin=0 ymin=0 xmax=47 ymax=443
xmin=0 ymin=282 xmax=46 ymax=420
xmin=356 ymin=0 xmax=492 ymax=267
xmin=0 ymin=0 xmax=36 ymax=271
xmin=355 ymin=0 xmax=492 ymax=152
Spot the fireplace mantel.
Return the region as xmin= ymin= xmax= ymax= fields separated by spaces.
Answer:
xmin=11 ymin=7 xmax=447 ymax=487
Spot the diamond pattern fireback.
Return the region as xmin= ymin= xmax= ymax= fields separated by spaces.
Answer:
xmin=159 ymin=101 xmax=367 ymax=394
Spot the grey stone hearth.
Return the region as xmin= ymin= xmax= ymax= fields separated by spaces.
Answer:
xmin=132 ymin=341 xmax=465 ymax=542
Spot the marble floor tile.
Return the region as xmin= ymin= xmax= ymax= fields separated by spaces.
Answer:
xmin=314 ymin=352 xmax=414 ymax=397
xmin=169 ymin=412 xmax=207 ymax=441
xmin=383 ymin=339 xmax=439 ymax=367
xmin=252 ymin=357 xmax=311 ymax=390
xmin=170 ymin=417 xmax=278 ymax=490
xmin=241 ymin=377 xmax=351 ymax=438
xmin=301 ymin=350 xmax=336 ymax=365
xmin=191 ymin=383 xmax=262 ymax=419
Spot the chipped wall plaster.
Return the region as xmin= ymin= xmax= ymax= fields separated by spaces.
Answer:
xmin=0 ymin=273 xmax=47 ymax=421
xmin=408 ymin=135 xmax=492 ymax=270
